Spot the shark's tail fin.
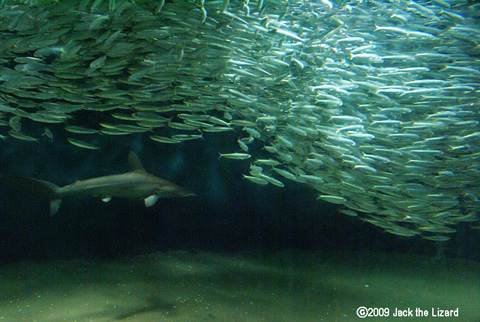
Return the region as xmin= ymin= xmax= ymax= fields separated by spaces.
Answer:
xmin=0 ymin=174 xmax=62 ymax=215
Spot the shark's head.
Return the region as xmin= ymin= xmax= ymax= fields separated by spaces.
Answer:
xmin=143 ymin=181 xmax=196 ymax=207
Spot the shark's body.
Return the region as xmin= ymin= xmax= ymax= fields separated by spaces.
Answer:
xmin=1 ymin=151 xmax=195 ymax=215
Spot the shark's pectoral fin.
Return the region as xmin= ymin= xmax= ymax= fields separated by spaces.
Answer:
xmin=144 ymin=195 xmax=159 ymax=207
xmin=50 ymin=199 xmax=62 ymax=216
xmin=102 ymin=197 xmax=112 ymax=203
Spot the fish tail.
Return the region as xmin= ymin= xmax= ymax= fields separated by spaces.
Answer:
xmin=0 ymin=174 xmax=62 ymax=215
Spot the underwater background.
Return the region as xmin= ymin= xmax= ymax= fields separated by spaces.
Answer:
xmin=0 ymin=0 xmax=479 ymax=320
xmin=1 ymin=141 xmax=480 ymax=262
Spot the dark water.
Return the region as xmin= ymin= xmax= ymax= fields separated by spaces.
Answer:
xmin=0 ymin=0 xmax=478 ymax=262
xmin=0 ymin=137 xmax=478 ymax=263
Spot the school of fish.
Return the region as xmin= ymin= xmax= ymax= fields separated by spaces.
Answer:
xmin=0 ymin=0 xmax=479 ymax=241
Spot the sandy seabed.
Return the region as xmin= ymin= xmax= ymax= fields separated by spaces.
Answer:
xmin=0 ymin=250 xmax=478 ymax=322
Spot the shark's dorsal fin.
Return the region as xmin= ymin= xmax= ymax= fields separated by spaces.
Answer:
xmin=128 ymin=151 xmax=146 ymax=173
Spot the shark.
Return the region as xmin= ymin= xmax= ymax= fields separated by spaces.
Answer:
xmin=0 ymin=151 xmax=196 ymax=215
